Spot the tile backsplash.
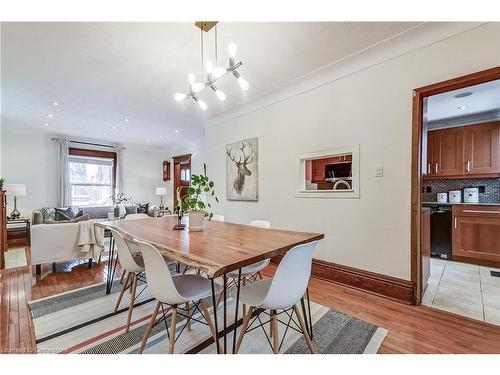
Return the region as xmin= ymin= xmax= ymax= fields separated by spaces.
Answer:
xmin=422 ymin=178 xmax=500 ymax=203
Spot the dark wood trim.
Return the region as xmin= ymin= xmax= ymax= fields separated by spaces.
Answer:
xmin=423 ymin=173 xmax=500 ymax=180
xmin=452 ymin=256 xmax=500 ymax=269
xmin=68 ymin=147 xmax=118 ymax=191
xmin=272 ymin=256 xmax=415 ymax=305
xmin=172 ymin=154 xmax=192 ymax=208
xmin=172 ymin=154 xmax=192 ymax=164
xmin=0 ymin=191 xmax=6 ymax=270
xmin=410 ymin=66 xmax=500 ymax=305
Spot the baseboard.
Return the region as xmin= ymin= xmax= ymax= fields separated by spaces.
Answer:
xmin=272 ymin=256 xmax=416 ymax=305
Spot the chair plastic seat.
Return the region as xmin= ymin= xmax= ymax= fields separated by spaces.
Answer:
xmin=168 ymin=274 xmax=223 ymax=303
xmin=227 ymin=259 xmax=270 ymax=277
xmin=233 ymin=278 xmax=273 ymax=308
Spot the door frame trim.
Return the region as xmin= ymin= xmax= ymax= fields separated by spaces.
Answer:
xmin=410 ymin=66 xmax=500 ymax=305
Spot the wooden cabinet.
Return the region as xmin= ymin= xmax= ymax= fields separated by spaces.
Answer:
xmin=311 ymin=155 xmax=352 ymax=183
xmin=452 ymin=205 xmax=500 ymax=265
xmin=425 ymin=121 xmax=500 ymax=179
xmin=1 ymin=191 xmax=6 ymax=270
xmin=464 ymin=122 xmax=500 ymax=175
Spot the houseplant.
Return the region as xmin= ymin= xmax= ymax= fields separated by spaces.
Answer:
xmin=179 ymin=164 xmax=218 ymax=231
xmin=0 ymin=178 xmax=5 ymax=190
xmin=110 ymin=192 xmax=131 ymax=218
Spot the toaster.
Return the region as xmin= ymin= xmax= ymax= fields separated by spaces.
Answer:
xmin=464 ymin=187 xmax=479 ymax=203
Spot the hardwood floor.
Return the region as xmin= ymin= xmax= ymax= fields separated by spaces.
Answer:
xmin=1 ymin=251 xmax=500 ymax=354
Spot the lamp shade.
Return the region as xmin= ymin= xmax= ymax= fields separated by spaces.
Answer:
xmin=155 ymin=187 xmax=167 ymax=196
xmin=5 ymin=184 xmax=26 ymax=196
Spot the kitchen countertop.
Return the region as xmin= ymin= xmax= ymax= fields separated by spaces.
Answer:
xmin=422 ymin=201 xmax=500 ymax=206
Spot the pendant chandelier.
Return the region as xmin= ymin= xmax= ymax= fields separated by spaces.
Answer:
xmin=174 ymin=21 xmax=249 ymax=111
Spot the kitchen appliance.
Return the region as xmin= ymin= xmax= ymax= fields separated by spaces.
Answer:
xmin=437 ymin=193 xmax=448 ymax=203
xmin=463 ymin=187 xmax=479 ymax=203
xmin=425 ymin=204 xmax=452 ymax=259
xmin=448 ymin=190 xmax=462 ymax=203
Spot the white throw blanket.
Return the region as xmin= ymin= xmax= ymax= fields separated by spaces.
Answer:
xmin=77 ymin=220 xmax=105 ymax=257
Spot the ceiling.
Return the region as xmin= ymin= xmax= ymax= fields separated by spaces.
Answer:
xmin=426 ymin=79 xmax=500 ymax=122
xmin=1 ymin=22 xmax=421 ymax=148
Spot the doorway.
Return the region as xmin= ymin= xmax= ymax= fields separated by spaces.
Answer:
xmin=172 ymin=154 xmax=191 ymax=211
xmin=410 ymin=66 xmax=500 ymax=318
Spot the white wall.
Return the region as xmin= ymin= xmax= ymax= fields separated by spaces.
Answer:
xmin=204 ymin=23 xmax=500 ymax=280
xmin=0 ymin=125 xmax=169 ymax=215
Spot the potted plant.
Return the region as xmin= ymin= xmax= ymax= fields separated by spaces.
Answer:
xmin=179 ymin=164 xmax=218 ymax=231
xmin=110 ymin=192 xmax=132 ymax=218
xmin=0 ymin=178 xmax=5 ymax=190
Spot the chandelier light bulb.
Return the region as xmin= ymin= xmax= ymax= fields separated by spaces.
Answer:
xmin=205 ymin=60 xmax=214 ymax=74
xmin=237 ymin=76 xmax=249 ymax=91
xmin=212 ymin=66 xmax=226 ymax=79
xmin=188 ymin=73 xmax=196 ymax=84
xmin=197 ymin=99 xmax=208 ymax=111
xmin=174 ymin=93 xmax=187 ymax=102
xmin=215 ymin=89 xmax=226 ymax=101
xmin=228 ymin=42 xmax=237 ymax=58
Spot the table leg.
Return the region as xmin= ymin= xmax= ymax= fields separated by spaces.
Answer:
xmin=223 ymin=273 xmax=227 ymax=354
xmin=232 ymin=268 xmax=242 ymax=354
xmin=106 ymin=236 xmax=115 ymax=294
xmin=210 ymin=278 xmax=220 ymax=354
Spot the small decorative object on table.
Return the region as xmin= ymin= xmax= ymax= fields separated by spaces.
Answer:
xmin=110 ymin=192 xmax=131 ymax=218
xmin=178 ymin=163 xmax=218 ymax=232
xmin=5 ymin=184 xmax=27 ymax=220
xmin=155 ymin=187 xmax=167 ymax=209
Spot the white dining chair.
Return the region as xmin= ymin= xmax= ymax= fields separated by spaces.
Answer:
xmin=135 ymin=239 xmax=223 ymax=354
xmin=211 ymin=214 xmax=225 ymax=222
xmin=233 ymin=241 xmax=317 ymax=354
xmin=109 ymin=228 xmax=147 ymax=333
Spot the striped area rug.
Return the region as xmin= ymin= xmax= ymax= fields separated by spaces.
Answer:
xmin=28 ymin=280 xmax=387 ymax=354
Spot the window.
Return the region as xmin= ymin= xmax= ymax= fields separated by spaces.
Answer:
xmin=296 ymin=145 xmax=360 ymax=198
xmin=69 ymin=148 xmax=116 ymax=206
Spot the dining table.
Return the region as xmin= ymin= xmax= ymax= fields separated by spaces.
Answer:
xmin=96 ymin=215 xmax=324 ymax=354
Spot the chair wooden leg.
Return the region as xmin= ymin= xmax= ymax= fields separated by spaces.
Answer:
xmin=235 ymin=307 xmax=254 ymax=354
xmin=199 ymin=299 xmax=220 ymax=353
xmin=271 ymin=310 xmax=279 ymax=353
xmin=242 ymin=277 xmax=247 ymax=318
xmin=185 ymin=301 xmax=192 ymax=331
xmin=125 ymin=274 xmax=137 ymax=333
xmin=138 ymin=301 xmax=161 ymax=354
xmin=168 ymin=307 xmax=178 ymax=354
xmin=114 ymin=272 xmax=131 ymax=313
xmin=257 ymin=271 xmax=263 ymax=280
xmin=120 ymin=270 xmax=127 ymax=284
xmin=293 ymin=305 xmax=315 ymax=354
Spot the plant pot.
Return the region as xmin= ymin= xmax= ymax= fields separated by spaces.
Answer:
xmin=113 ymin=205 xmax=121 ymax=218
xmin=188 ymin=211 xmax=206 ymax=232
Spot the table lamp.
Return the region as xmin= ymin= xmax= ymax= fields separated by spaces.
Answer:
xmin=155 ymin=187 xmax=168 ymax=210
xmin=5 ymin=184 xmax=27 ymax=219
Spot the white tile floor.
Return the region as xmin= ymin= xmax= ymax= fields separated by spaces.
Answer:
xmin=422 ymin=258 xmax=500 ymax=325
xmin=4 ymin=247 xmax=28 ymax=269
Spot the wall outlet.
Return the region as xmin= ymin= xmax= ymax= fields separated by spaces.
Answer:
xmin=375 ymin=164 xmax=383 ymax=177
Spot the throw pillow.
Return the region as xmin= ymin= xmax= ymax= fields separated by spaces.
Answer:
xmin=124 ymin=205 xmax=138 ymax=215
xmin=40 ymin=207 xmax=56 ymax=222
xmin=55 ymin=206 xmax=80 ymax=221
xmin=136 ymin=202 xmax=149 ymax=214
xmin=45 ymin=214 xmax=90 ymax=224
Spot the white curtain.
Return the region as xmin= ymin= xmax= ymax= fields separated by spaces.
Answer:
xmin=53 ymin=137 xmax=71 ymax=207
xmin=113 ymin=144 xmax=125 ymax=195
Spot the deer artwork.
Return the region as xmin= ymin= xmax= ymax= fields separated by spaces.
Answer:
xmin=226 ymin=142 xmax=254 ymax=194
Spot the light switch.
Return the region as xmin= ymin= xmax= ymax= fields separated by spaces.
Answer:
xmin=375 ymin=164 xmax=384 ymax=177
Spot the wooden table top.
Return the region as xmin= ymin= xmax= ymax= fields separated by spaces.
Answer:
xmin=96 ymin=216 xmax=324 ymax=278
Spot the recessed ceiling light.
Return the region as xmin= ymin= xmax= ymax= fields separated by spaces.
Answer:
xmin=48 ymin=114 xmax=53 ymax=118
xmin=457 ymin=105 xmax=469 ymax=110
xmin=159 ymin=135 xmax=163 ymax=139
xmin=124 ymin=118 xmax=129 ymax=122
xmin=43 ymin=122 xmax=49 ymax=126
xmin=103 ymin=132 xmax=107 ymax=136
xmin=175 ymin=129 xmax=179 ymax=133
xmin=146 ymin=139 xmax=150 ymax=143
xmin=454 ymin=92 xmax=473 ymax=99
xmin=112 ymin=126 xmax=117 ymax=130
xmin=51 ymin=102 xmax=59 ymax=106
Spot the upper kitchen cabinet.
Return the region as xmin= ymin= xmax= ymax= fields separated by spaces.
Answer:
xmin=424 ymin=121 xmax=500 ymax=179
xmin=464 ymin=121 xmax=500 ymax=176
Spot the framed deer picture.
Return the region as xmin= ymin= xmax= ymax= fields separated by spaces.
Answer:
xmin=226 ymin=137 xmax=259 ymax=201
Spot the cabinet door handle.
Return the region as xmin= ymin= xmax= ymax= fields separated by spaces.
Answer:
xmin=435 ymin=163 xmax=439 ymax=174
xmin=466 ymin=161 xmax=471 ymax=173
xmin=427 ymin=163 xmax=431 ymax=174
xmin=454 ymin=218 xmax=458 ymax=229
xmin=463 ymin=210 xmax=500 ymax=214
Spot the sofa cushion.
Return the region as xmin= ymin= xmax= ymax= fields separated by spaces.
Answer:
xmin=135 ymin=202 xmax=149 ymax=214
xmin=40 ymin=207 xmax=56 ymax=222
xmin=45 ymin=214 xmax=90 ymax=224
xmin=55 ymin=206 xmax=80 ymax=221
xmin=125 ymin=205 xmax=138 ymax=215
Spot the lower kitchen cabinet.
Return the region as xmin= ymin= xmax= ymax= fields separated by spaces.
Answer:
xmin=452 ymin=205 xmax=500 ymax=264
